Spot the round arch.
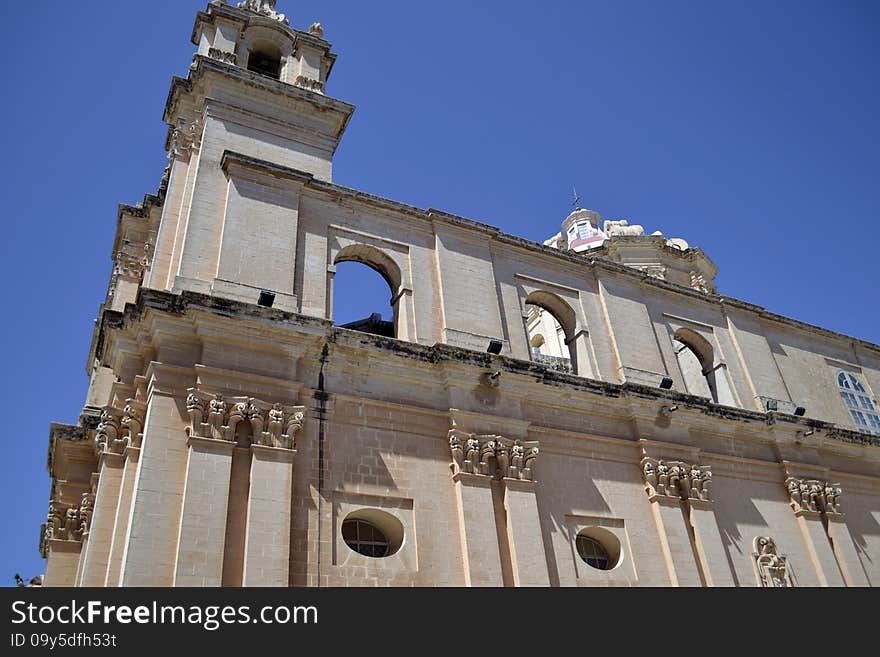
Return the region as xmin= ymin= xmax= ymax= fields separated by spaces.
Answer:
xmin=524 ymin=290 xmax=577 ymax=342
xmin=524 ymin=290 xmax=580 ymax=374
xmin=673 ymin=328 xmax=714 ymax=370
xmin=673 ymin=328 xmax=717 ymax=401
xmin=334 ymin=243 xmax=402 ymax=296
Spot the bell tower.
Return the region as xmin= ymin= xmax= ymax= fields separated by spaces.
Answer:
xmin=145 ymin=0 xmax=355 ymax=311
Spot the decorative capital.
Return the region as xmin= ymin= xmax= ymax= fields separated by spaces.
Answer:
xmin=784 ymin=477 xmax=842 ymax=516
xmin=94 ymin=400 xmax=145 ymax=456
xmin=448 ymin=429 xmax=539 ymax=481
xmin=186 ymin=388 xmax=304 ymax=449
xmin=753 ymin=536 xmax=796 ymax=587
xmin=640 ymin=457 xmax=712 ymax=502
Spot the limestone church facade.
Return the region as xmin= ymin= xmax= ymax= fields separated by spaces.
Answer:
xmin=41 ymin=0 xmax=880 ymax=587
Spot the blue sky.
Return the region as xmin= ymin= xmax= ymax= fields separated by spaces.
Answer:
xmin=1 ymin=0 xmax=877 ymax=581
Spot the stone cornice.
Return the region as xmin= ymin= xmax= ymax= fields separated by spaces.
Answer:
xmin=92 ymin=288 xmax=880 ymax=455
xmin=163 ymin=57 xmax=355 ymax=138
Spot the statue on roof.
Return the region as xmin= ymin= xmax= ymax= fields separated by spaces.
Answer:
xmin=237 ymin=0 xmax=289 ymax=25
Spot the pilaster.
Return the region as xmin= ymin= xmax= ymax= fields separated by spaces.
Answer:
xmin=174 ymin=436 xmax=236 ymax=586
xmin=242 ymin=444 xmax=296 ymax=586
xmin=78 ymin=453 xmax=124 ymax=586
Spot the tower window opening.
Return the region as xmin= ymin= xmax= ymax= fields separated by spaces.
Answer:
xmin=333 ymin=259 xmax=397 ymax=339
xmin=247 ymin=50 xmax=281 ymax=79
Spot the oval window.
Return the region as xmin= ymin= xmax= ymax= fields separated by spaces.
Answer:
xmin=575 ymin=527 xmax=621 ymax=571
xmin=341 ymin=509 xmax=404 ymax=558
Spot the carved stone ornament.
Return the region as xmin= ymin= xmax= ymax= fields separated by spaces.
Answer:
xmin=186 ymin=388 xmax=304 ymax=449
xmin=41 ymin=497 xmax=93 ymax=555
xmin=294 ymin=75 xmax=325 ymax=94
xmin=309 ymin=22 xmax=324 ymax=38
xmin=168 ymin=117 xmax=203 ymax=163
xmin=689 ymin=271 xmax=716 ymax=295
xmin=604 ymin=219 xmax=645 ymax=237
xmin=448 ymin=429 xmax=539 ymax=481
xmin=237 ymin=0 xmax=289 ymax=25
xmin=94 ymin=400 xmax=145 ymax=455
xmin=208 ymin=47 xmax=237 ymax=64
xmin=643 ymin=265 xmax=667 ymax=281
xmin=752 ymin=536 xmax=796 ymax=587
xmin=784 ymin=477 xmax=843 ymax=515
xmin=640 ymin=457 xmax=712 ymax=501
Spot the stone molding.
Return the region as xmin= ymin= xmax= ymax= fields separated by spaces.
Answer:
xmin=448 ymin=428 xmax=539 ymax=481
xmin=752 ymin=536 xmax=796 ymax=587
xmin=784 ymin=476 xmax=843 ymax=516
xmin=640 ymin=457 xmax=712 ymax=501
xmin=186 ymin=388 xmax=305 ymax=449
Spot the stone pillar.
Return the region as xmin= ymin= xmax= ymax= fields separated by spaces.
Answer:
xmin=794 ymin=509 xmax=845 ymax=587
xmin=503 ymin=478 xmax=550 ymax=586
xmin=452 ymin=472 xmax=505 ymax=587
xmin=783 ymin=474 xmax=848 ymax=587
xmin=105 ymin=447 xmax=140 ymax=586
xmin=121 ymin=392 xmax=189 ymax=586
xmin=688 ymin=499 xmax=735 ymax=587
xmin=640 ymin=457 xmax=706 ymax=587
xmin=174 ymin=436 xmax=235 ymax=586
xmin=825 ymin=514 xmax=870 ymax=587
xmin=78 ymin=454 xmax=124 ymax=586
xmin=647 ymin=495 xmax=703 ymax=587
xmin=242 ymin=444 xmax=296 ymax=587
xmin=43 ymin=540 xmax=83 ymax=587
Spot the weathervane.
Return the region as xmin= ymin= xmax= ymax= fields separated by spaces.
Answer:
xmin=572 ymin=187 xmax=581 ymax=210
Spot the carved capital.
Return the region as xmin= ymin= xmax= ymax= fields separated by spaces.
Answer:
xmin=94 ymin=401 xmax=144 ymax=455
xmin=784 ymin=476 xmax=842 ymax=516
xmin=448 ymin=429 xmax=539 ymax=481
xmin=186 ymin=388 xmax=305 ymax=449
xmin=641 ymin=457 xmax=712 ymax=501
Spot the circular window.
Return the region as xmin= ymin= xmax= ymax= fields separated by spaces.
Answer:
xmin=575 ymin=528 xmax=621 ymax=571
xmin=341 ymin=509 xmax=404 ymax=558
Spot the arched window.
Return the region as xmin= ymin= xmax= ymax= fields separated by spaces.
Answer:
xmin=673 ymin=330 xmax=718 ymax=402
xmin=332 ymin=261 xmax=395 ymax=337
xmin=332 ymin=244 xmax=403 ymax=340
xmin=524 ymin=291 xmax=580 ymax=375
xmin=837 ymin=372 xmax=880 ymax=435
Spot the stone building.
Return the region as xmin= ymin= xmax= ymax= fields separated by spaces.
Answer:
xmin=41 ymin=0 xmax=880 ymax=587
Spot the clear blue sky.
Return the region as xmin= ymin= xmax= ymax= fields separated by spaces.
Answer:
xmin=1 ymin=0 xmax=877 ymax=582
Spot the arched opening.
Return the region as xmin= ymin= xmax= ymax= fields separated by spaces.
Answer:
xmin=247 ymin=42 xmax=282 ymax=79
xmin=333 ymin=244 xmax=402 ymax=339
xmin=673 ymin=328 xmax=718 ymax=402
xmin=525 ymin=291 xmax=578 ymax=375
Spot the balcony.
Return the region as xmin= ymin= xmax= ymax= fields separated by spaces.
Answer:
xmin=533 ymin=353 xmax=573 ymax=374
